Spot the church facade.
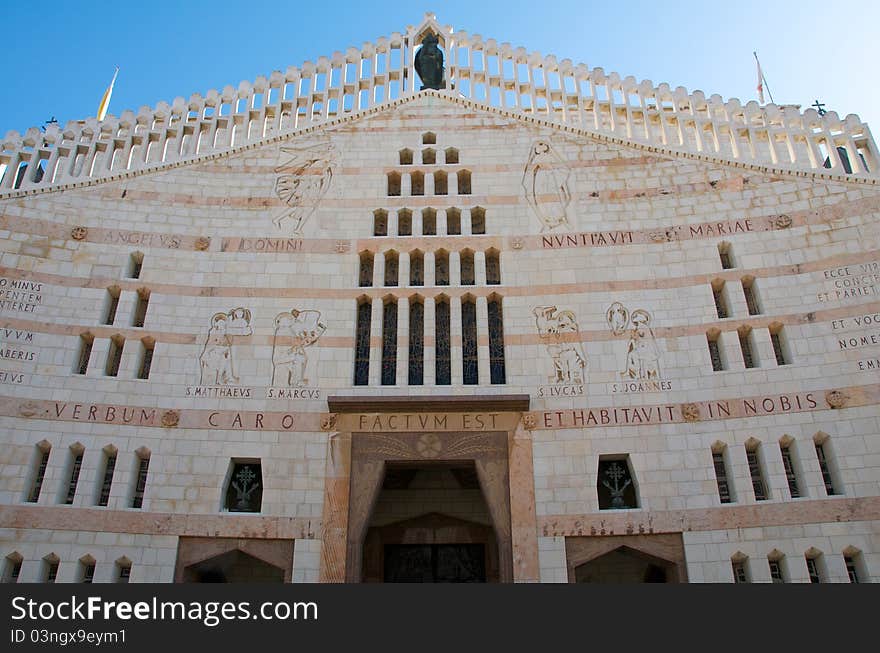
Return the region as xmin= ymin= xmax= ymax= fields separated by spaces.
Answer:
xmin=0 ymin=14 xmax=878 ymax=583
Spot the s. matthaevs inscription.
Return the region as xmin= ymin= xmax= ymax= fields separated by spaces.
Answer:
xmin=607 ymin=302 xmax=671 ymax=393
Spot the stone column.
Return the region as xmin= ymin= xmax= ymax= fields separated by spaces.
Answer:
xmin=462 ymin=208 xmax=473 ymax=236
xmin=424 ymin=297 xmax=436 ymax=386
xmin=436 ymin=208 xmax=447 ymax=236
xmin=424 ymin=250 xmax=436 ymax=287
xmin=396 ymin=299 xmax=409 ymax=386
xmin=319 ymin=432 xmax=351 ymax=582
xmin=450 ymin=296 xmax=463 ymax=385
xmin=368 ymin=301 xmax=383 ymax=386
xmin=425 ymin=171 xmax=434 ymax=196
xmin=476 ymin=295 xmax=490 ymax=385
xmin=475 ymin=250 xmax=487 ymax=286
xmin=387 ymin=210 xmax=398 ymax=238
xmin=449 ymin=251 xmax=461 ymax=286
xmin=412 ymin=209 xmax=423 ymax=236
xmin=372 ymin=250 xmax=385 ymax=288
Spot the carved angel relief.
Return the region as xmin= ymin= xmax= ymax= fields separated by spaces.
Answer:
xmin=273 ymin=140 xmax=336 ymax=235
xmin=522 ymin=140 xmax=573 ymax=232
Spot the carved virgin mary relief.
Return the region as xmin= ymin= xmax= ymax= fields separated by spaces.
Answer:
xmin=522 ymin=141 xmax=573 ymax=232
xmin=273 ymin=139 xmax=337 ymax=235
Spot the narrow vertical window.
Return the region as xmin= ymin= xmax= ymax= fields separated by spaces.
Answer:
xmin=27 ymin=444 xmax=51 ymax=503
xmin=707 ymin=331 xmax=725 ymax=371
xmin=224 ymin=461 xmax=263 ymax=512
xmin=384 ymin=251 xmax=399 ymax=286
xmin=770 ymin=326 xmax=789 ymax=365
xmin=63 ymin=447 xmax=85 ymax=505
xmin=127 ymin=252 xmax=143 ymax=279
xmin=408 ymin=298 xmax=424 ymax=385
xmin=814 ymin=435 xmax=839 ymax=496
xmin=470 ymin=207 xmax=486 ymax=234
xmin=422 ymin=132 xmax=436 ymax=145
xmin=718 ymin=242 xmax=734 ymax=269
xmin=97 ymin=449 xmax=117 ymax=506
xmin=43 ymin=557 xmax=59 ymax=583
xmin=421 ymin=148 xmax=436 ymax=165
xmin=435 ymin=297 xmax=451 ymax=385
xmin=80 ymin=559 xmax=96 ymax=583
xmin=460 ymin=250 xmax=475 ymax=285
xmin=712 ymin=281 xmax=729 ymax=318
xmin=731 ymin=557 xmax=749 ymax=583
xmin=486 ymin=249 xmax=501 ymax=285
xmin=75 ymin=334 xmax=94 ymax=375
xmin=745 ymin=440 xmax=769 ymax=501
xmin=435 ymin=250 xmax=449 ymax=285
xmin=462 ymin=297 xmax=478 ymax=385
xmin=105 ymin=336 xmax=124 ymax=377
xmin=132 ymin=290 xmax=149 ymax=327
xmin=103 ymin=287 xmax=120 ymax=325
xmin=422 ymin=208 xmax=437 ymax=235
xmin=742 ymin=277 xmax=761 ymax=315
xmin=411 ymin=171 xmax=425 ymax=196
xmin=398 ymin=149 xmax=413 ymax=165
xmin=2 ymin=555 xmax=22 ymax=583
xmin=768 ymin=556 xmax=786 ymax=583
xmin=373 ymin=210 xmax=388 ymax=236
xmin=597 ymin=456 xmax=639 ymax=509
xmin=446 ymin=208 xmax=461 ymax=235
xmin=779 ymin=439 xmax=801 ymax=498
xmin=137 ymin=339 xmax=154 ymax=379
xmin=387 ymin=172 xmax=401 ymax=196
xmin=457 ymin=170 xmax=472 ymax=195
xmin=843 ymin=551 xmax=864 ymax=583
xmin=805 ymin=554 xmax=823 ymax=583
xmin=738 ymin=328 xmax=757 ymax=368
xmin=397 ymin=209 xmax=412 ymax=236
xmin=131 ymin=452 xmax=150 ymax=509
xmin=444 ymin=147 xmax=459 ymax=164
xmin=488 ymin=296 xmax=506 ymax=384
xmin=116 ymin=560 xmax=131 ymax=583
xmin=359 ymin=252 xmax=374 ymax=287
xmin=354 ymin=299 xmax=371 ymax=386
xmin=409 ymin=251 xmax=424 ymax=286
xmin=712 ymin=445 xmax=733 ymax=504
xmin=434 ymin=170 xmax=448 ymax=195
xmin=381 ymin=298 xmax=398 ymax=385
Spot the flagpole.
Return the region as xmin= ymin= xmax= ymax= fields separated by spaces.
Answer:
xmin=97 ymin=66 xmax=120 ymax=121
xmin=753 ymin=51 xmax=774 ymax=105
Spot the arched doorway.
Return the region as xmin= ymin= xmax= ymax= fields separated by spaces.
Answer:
xmin=183 ymin=549 xmax=285 ymax=583
xmin=565 ymin=533 xmax=688 ymax=583
xmin=174 ymin=537 xmax=294 ymax=583
xmin=574 ymin=546 xmax=675 ymax=583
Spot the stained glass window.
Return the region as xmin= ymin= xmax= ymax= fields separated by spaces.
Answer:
xmin=131 ymin=455 xmax=150 ymax=509
xmin=422 ymin=148 xmax=436 ymax=165
xmin=712 ymin=450 xmax=732 ymax=503
xmin=411 ymin=171 xmax=425 ymax=196
xmin=460 ymin=250 xmax=475 ymax=285
xmin=470 ymin=207 xmax=486 ymax=234
xmin=739 ymin=329 xmax=756 ymax=368
xmin=381 ymin=299 xmax=398 ymax=385
xmin=28 ymin=447 xmax=50 ymax=503
xmin=64 ymin=451 xmax=84 ymax=504
xmin=422 ymin=208 xmax=437 ymax=235
xmin=435 ymin=298 xmax=451 ymax=385
xmin=409 ymin=299 xmax=424 ymax=385
xmin=97 ymin=453 xmax=117 ymax=506
xmin=354 ymin=300 xmax=371 ymax=385
xmin=780 ymin=442 xmax=800 ymax=498
xmin=105 ymin=337 xmax=123 ymax=376
xmin=457 ymin=170 xmax=472 ymax=195
xmin=771 ymin=329 xmax=788 ymax=365
xmin=434 ymin=170 xmax=448 ymax=195
xmin=359 ymin=252 xmax=374 ymax=287
xmin=488 ymin=297 xmax=506 ymax=384
xmin=746 ymin=445 xmax=768 ymax=500
xmin=708 ymin=334 xmax=724 ymax=371
xmin=387 ymin=172 xmax=401 ymax=196
xmin=399 ymin=149 xmax=413 ymax=165
xmin=486 ymin=250 xmax=501 ymax=285
xmin=719 ymin=242 xmax=733 ymax=269
xmin=446 ymin=208 xmax=461 ymax=235
xmin=743 ymin=279 xmax=761 ymax=315
xmin=815 ymin=441 xmax=837 ymax=495
xmin=597 ymin=458 xmax=638 ymax=509
xmin=462 ymin=297 xmax=478 ymax=385
xmin=138 ymin=340 xmax=154 ymax=379
xmin=713 ymin=283 xmax=728 ymax=319
xmin=104 ymin=288 xmax=120 ymax=325
xmin=76 ymin=335 xmax=93 ymax=375
xmin=409 ymin=251 xmax=424 ymax=286
xmin=224 ymin=462 xmax=263 ymax=512
xmin=444 ymin=148 xmax=459 ymax=164
xmin=374 ymin=210 xmax=388 ymax=236
xmin=435 ymin=251 xmax=449 ymax=285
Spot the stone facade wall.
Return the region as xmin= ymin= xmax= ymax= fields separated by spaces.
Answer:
xmin=0 ymin=93 xmax=877 ymax=582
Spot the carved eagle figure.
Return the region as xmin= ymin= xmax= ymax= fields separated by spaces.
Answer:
xmin=273 ymin=142 xmax=336 ymax=235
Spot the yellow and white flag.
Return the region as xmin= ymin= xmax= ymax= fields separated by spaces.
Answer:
xmin=97 ymin=67 xmax=119 ymax=121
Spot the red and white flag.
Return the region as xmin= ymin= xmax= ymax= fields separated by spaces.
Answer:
xmin=754 ymin=53 xmax=765 ymax=104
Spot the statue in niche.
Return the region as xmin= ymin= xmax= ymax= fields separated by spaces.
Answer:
xmin=271 ymin=308 xmax=326 ymax=387
xmin=522 ymin=141 xmax=573 ymax=232
xmin=607 ymin=303 xmax=662 ymax=380
xmin=533 ymin=306 xmax=587 ymax=384
xmin=414 ymin=33 xmax=445 ymax=90
xmin=273 ymin=140 xmax=336 ymax=235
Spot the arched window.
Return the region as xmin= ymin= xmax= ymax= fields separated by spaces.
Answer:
xmin=446 ymin=207 xmax=461 ymax=235
xmin=399 ymin=148 xmax=413 ymax=165
xmin=411 ymin=171 xmax=425 ymax=196
xmin=354 ymin=298 xmax=371 ymax=385
xmin=387 ymin=172 xmax=401 ymax=196
xmin=398 ymin=209 xmax=412 ymax=236
xmin=486 ymin=249 xmax=501 ymax=285
xmin=373 ymin=210 xmax=388 ymax=236
xmin=409 ymin=250 xmax=424 ymax=286
xmin=434 ymin=170 xmax=448 ymax=195
xmin=422 ymin=208 xmax=437 ymax=235
xmin=460 ymin=249 xmax=475 ymax=285
xmin=435 ymin=296 xmax=451 ymax=385
xmin=435 ymin=249 xmax=449 ymax=285
xmin=470 ymin=206 xmax=486 ymax=234
xmin=444 ymin=147 xmax=459 ymax=164
xmin=409 ymin=297 xmax=424 ymax=385
xmin=381 ymin=298 xmax=398 ymax=385
xmin=488 ymin=295 xmax=506 ymax=384
xmin=462 ymin=296 xmax=478 ymax=385
xmin=422 ymin=148 xmax=436 ymax=165
xmin=384 ymin=250 xmax=399 ymax=287
xmin=457 ymin=170 xmax=472 ymax=195
xmin=422 ymin=132 xmax=436 ymax=145
xmin=359 ymin=251 xmax=374 ymax=287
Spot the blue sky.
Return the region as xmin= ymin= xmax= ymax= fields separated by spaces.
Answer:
xmin=2 ymin=1 xmax=878 ymax=135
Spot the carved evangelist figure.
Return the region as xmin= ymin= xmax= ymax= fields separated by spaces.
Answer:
xmin=271 ymin=309 xmax=327 ymax=387
xmin=200 ymin=311 xmax=241 ymax=385
xmin=533 ymin=306 xmax=587 ymax=384
xmin=607 ymin=303 xmax=662 ymax=380
xmin=273 ymin=140 xmax=336 ymax=235
xmin=522 ymin=141 xmax=573 ymax=232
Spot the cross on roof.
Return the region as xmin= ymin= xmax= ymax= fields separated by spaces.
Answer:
xmin=812 ymin=100 xmax=827 ymax=116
